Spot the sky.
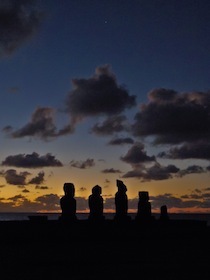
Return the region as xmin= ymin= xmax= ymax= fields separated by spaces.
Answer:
xmin=0 ymin=0 xmax=210 ymax=213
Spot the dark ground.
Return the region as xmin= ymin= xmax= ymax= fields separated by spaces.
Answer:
xmin=0 ymin=218 xmax=209 ymax=280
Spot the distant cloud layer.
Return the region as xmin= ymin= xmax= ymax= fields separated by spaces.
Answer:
xmin=1 ymin=152 xmax=63 ymax=168
xmin=1 ymin=187 xmax=210 ymax=212
xmin=0 ymin=0 xmax=44 ymax=57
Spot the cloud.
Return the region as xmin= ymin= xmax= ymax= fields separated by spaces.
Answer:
xmin=158 ymin=141 xmax=210 ymax=160
xmin=35 ymin=185 xmax=49 ymax=190
xmin=177 ymin=165 xmax=205 ymax=177
xmin=91 ymin=115 xmax=129 ymax=135
xmin=4 ymin=107 xmax=74 ymax=141
xmin=121 ymin=142 xmax=156 ymax=165
xmin=0 ymin=169 xmax=30 ymax=185
xmin=7 ymin=194 xmax=27 ymax=202
xmin=120 ymin=138 xmax=209 ymax=182
xmin=28 ymin=171 xmax=45 ymax=185
xmin=101 ymin=168 xmax=122 ymax=174
xmin=2 ymin=152 xmax=63 ymax=168
xmin=0 ymin=193 xmax=60 ymax=212
xmin=0 ymin=189 xmax=210 ymax=212
xmin=70 ymin=158 xmax=95 ymax=169
xmin=103 ymin=197 xmax=115 ymax=211
xmin=4 ymin=66 xmax=136 ymax=141
xmin=64 ymin=65 xmax=136 ymax=125
xmin=108 ymin=137 xmax=134 ymax=145
xmin=122 ymin=162 xmax=180 ymax=181
xmin=150 ymin=193 xmax=201 ymax=210
xmin=22 ymin=189 xmax=29 ymax=193
xmin=0 ymin=0 xmax=44 ymax=57
xmin=75 ymin=196 xmax=89 ymax=211
xmin=132 ymin=88 xmax=210 ymax=145
xmin=35 ymin=193 xmax=60 ymax=210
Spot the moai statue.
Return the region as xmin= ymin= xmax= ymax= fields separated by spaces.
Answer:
xmin=59 ymin=182 xmax=77 ymax=222
xmin=88 ymin=185 xmax=105 ymax=222
xmin=135 ymin=191 xmax=152 ymax=223
xmin=114 ymin=179 xmax=131 ymax=223
xmin=159 ymin=204 xmax=169 ymax=224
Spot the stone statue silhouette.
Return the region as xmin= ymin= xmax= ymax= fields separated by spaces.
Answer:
xmin=59 ymin=182 xmax=77 ymax=222
xmin=159 ymin=204 xmax=169 ymax=224
xmin=135 ymin=191 xmax=153 ymax=223
xmin=88 ymin=185 xmax=104 ymax=222
xmin=114 ymin=179 xmax=131 ymax=222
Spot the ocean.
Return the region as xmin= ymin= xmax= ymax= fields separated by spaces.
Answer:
xmin=1 ymin=212 xmax=210 ymax=226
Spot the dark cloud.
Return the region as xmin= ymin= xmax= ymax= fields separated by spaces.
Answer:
xmin=75 ymin=196 xmax=89 ymax=211
xmin=103 ymin=197 xmax=115 ymax=211
xmin=34 ymin=193 xmax=60 ymax=210
xmin=8 ymin=194 xmax=26 ymax=202
xmin=127 ymin=197 xmax=139 ymax=211
xmin=181 ymin=193 xmax=202 ymax=200
xmin=0 ymin=0 xmax=44 ymax=57
xmin=194 ymin=188 xmax=202 ymax=193
xmin=28 ymin=171 xmax=45 ymax=185
xmin=2 ymin=152 xmax=63 ymax=168
xmin=0 ymin=193 xmax=60 ymax=212
xmin=119 ymin=138 xmax=208 ymax=182
xmin=4 ymin=107 xmax=74 ymax=141
xmin=158 ymin=141 xmax=210 ymax=160
xmin=177 ymin=165 xmax=205 ymax=177
xmin=150 ymin=193 xmax=201 ymax=210
xmin=91 ymin=115 xmax=129 ymax=135
xmin=121 ymin=142 xmax=156 ymax=165
xmin=122 ymin=162 xmax=180 ymax=181
xmin=101 ymin=168 xmax=122 ymax=174
xmin=35 ymin=185 xmax=49 ymax=190
xmin=0 ymin=169 xmax=30 ymax=185
xmin=0 ymin=190 xmax=209 ymax=212
xmin=108 ymin=137 xmax=134 ymax=145
xmin=64 ymin=65 xmax=136 ymax=125
xmin=70 ymin=158 xmax=95 ymax=169
xmin=132 ymin=89 xmax=210 ymax=145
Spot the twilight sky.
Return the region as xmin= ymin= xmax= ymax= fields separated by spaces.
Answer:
xmin=0 ymin=0 xmax=210 ymax=213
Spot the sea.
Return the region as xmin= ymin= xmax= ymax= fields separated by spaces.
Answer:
xmin=0 ymin=212 xmax=210 ymax=226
